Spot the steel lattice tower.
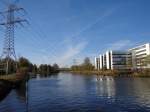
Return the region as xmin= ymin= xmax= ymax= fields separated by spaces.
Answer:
xmin=0 ymin=2 xmax=27 ymax=74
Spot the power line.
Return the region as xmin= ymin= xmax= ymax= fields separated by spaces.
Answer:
xmin=0 ymin=1 xmax=27 ymax=74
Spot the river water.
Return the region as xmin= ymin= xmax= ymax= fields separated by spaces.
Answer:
xmin=28 ymin=73 xmax=150 ymax=112
xmin=0 ymin=81 xmax=27 ymax=112
xmin=0 ymin=72 xmax=150 ymax=112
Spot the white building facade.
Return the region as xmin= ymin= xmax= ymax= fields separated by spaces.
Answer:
xmin=129 ymin=43 xmax=150 ymax=69
xmin=95 ymin=51 xmax=131 ymax=70
xmin=95 ymin=43 xmax=150 ymax=70
xmin=107 ymin=51 xmax=132 ymax=70
xmin=95 ymin=57 xmax=100 ymax=70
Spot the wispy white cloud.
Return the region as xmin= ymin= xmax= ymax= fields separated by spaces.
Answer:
xmin=24 ymin=6 xmax=118 ymax=66
xmin=51 ymin=8 xmax=116 ymax=67
xmin=56 ymin=41 xmax=88 ymax=67
xmin=68 ymin=8 xmax=116 ymax=39
xmin=33 ymin=8 xmax=117 ymax=66
xmin=34 ymin=38 xmax=88 ymax=67
xmin=106 ymin=40 xmax=132 ymax=51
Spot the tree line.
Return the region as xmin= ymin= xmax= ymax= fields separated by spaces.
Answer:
xmin=71 ymin=57 xmax=94 ymax=71
xmin=0 ymin=57 xmax=59 ymax=75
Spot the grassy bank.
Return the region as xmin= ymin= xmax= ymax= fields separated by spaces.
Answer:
xmin=70 ymin=70 xmax=119 ymax=76
xmin=131 ymin=69 xmax=150 ymax=77
xmin=70 ymin=69 xmax=150 ymax=77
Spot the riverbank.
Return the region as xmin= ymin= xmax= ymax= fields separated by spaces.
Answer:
xmin=0 ymin=70 xmax=28 ymax=89
xmin=0 ymin=80 xmax=12 ymax=101
xmin=70 ymin=70 xmax=150 ymax=77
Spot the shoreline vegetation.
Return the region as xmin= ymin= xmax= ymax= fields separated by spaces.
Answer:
xmin=0 ymin=57 xmax=60 ymax=77
xmin=69 ymin=69 xmax=150 ymax=77
xmin=1 ymin=57 xmax=149 ymax=77
xmin=69 ymin=57 xmax=150 ymax=77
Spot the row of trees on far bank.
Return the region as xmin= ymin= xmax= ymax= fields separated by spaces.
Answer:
xmin=0 ymin=57 xmax=59 ymax=75
xmin=18 ymin=57 xmax=59 ymax=75
xmin=71 ymin=57 xmax=94 ymax=71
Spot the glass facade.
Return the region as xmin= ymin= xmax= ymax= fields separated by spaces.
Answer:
xmin=95 ymin=43 xmax=150 ymax=70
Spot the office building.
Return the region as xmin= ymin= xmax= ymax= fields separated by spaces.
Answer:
xmin=106 ymin=50 xmax=132 ymax=70
xmin=95 ymin=43 xmax=150 ymax=70
xmin=95 ymin=51 xmax=132 ymax=70
xmin=95 ymin=57 xmax=100 ymax=70
xmin=129 ymin=43 xmax=150 ymax=69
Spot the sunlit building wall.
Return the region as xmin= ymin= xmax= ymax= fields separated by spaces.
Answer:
xmin=95 ymin=43 xmax=150 ymax=70
xmin=99 ymin=55 xmax=103 ymax=69
xmin=129 ymin=43 xmax=150 ymax=69
xmin=102 ymin=54 xmax=107 ymax=70
xmin=95 ymin=57 xmax=100 ymax=70
xmin=106 ymin=51 xmax=132 ymax=70
xmin=95 ymin=51 xmax=132 ymax=70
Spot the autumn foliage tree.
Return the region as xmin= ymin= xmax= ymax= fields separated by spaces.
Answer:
xmin=71 ymin=57 xmax=94 ymax=71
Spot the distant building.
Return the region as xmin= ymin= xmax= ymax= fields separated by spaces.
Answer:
xmin=95 ymin=57 xmax=100 ymax=70
xmin=95 ymin=51 xmax=132 ymax=70
xmin=95 ymin=43 xmax=150 ymax=70
xmin=106 ymin=50 xmax=132 ymax=70
xmin=102 ymin=54 xmax=107 ymax=70
xmin=129 ymin=43 xmax=150 ymax=69
xmin=99 ymin=55 xmax=103 ymax=69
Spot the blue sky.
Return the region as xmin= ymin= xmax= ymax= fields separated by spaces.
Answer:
xmin=0 ymin=0 xmax=150 ymax=67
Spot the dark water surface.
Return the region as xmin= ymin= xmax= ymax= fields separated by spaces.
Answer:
xmin=0 ymin=81 xmax=27 ymax=112
xmin=28 ymin=73 xmax=150 ymax=112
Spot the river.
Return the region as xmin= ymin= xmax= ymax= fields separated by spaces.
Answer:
xmin=0 ymin=80 xmax=27 ymax=112
xmin=0 ymin=72 xmax=150 ymax=112
xmin=28 ymin=73 xmax=150 ymax=112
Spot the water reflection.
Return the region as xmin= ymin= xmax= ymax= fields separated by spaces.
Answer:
xmin=35 ymin=73 xmax=59 ymax=79
xmin=95 ymin=77 xmax=150 ymax=111
xmin=28 ymin=73 xmax=150 ymax=112
xmin=130 ymin=78 xmax=150 ymax=108
xmin=0 ymin=80 xmax=27 ymax=112
xmin=0 ymin=80 xmax=12 ymax=102
xmin=96 ymin=76 xmax=115 ymax=98
xmin=1 ymin=73 xmax=148 ymax=112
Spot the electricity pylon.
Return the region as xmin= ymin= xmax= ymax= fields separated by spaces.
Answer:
xmin=0 ymin=1 xmax=27 ymax=74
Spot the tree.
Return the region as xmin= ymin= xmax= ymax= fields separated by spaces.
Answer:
xmin=38 ymin=64 xmax=59 ymax=75
xmin=83 ymin=57 xmax=91 ymax=65
xmin=52 ymin=63 xmax=59 ymax=70
xmin=82 ymin=57 xmax=94 ymax=70
xmin=71 ymin=57 xmax=94 ymax=71
xmin=18 ymin=57 xmax=31 ymax=68
xmin=71 ymin=65 xmax=80 ymax=71
xmin=0 ymin=58 xmax=17 ymax=74
xmin=38 ymin=64 xmax=47 ymax=75
xmin=32 ymin=64 xmax=38 ymax=74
